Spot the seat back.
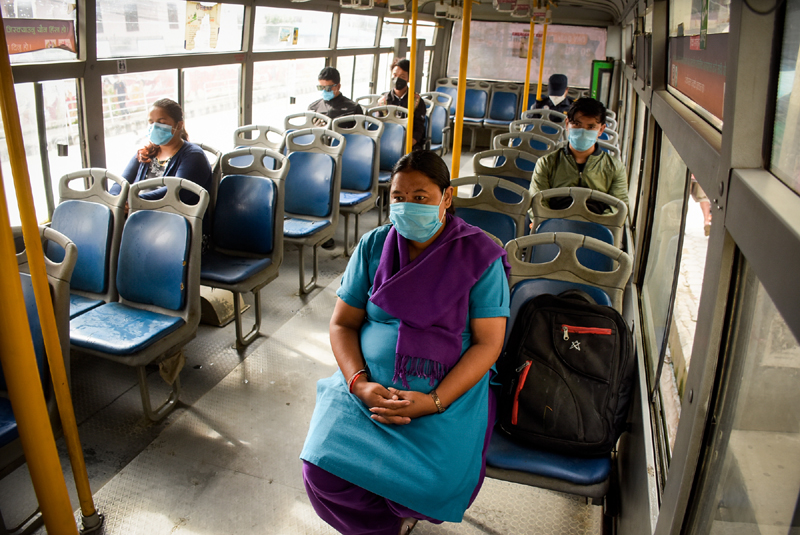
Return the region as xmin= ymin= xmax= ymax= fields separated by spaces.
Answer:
xmin=598 ymin=129 xmax=619 ymax=147
xmin=463 ymin=82 xmax=491 ymax=120
xmin=434 ymin=78 xmax=458 ymax=115
xmin=606 ymin=109 xmax=617 ymax=120
xmin=531 ymin=187 xmax=628 ymax=246
xmin=487 ymin=83 xmax=521 ymax=122
xmin=421 ymin=92 xmax=452 ymax=147
xmin=605 ymin=117 xmax=618 ymax=131
xmin=232 ymin=125 xmax=286 ymax=165
xmin=505 ymin=233 xmax=632 ymax=312
xmin=597 ymin=140 xmax=621 ymax=160
xmin=521 ymin=108 xmax=567 ymax=124
xmin=49 ymin=168 xmax=128 ymax=303
xmin=214 ymin=147 xmax=288 ymax=266
xmin=285 ymin=128 xmax=345 ymax=224
xmin=284 ymin=111 xmax=331 ymax=131
xmin=369 ymin=105 xmax=408 ymax=172
xmin=332 ymin=115 xmax=383 ymax=194
xmin=221 ymin=146 xmax=281 ymax=178
xmin=451 ymin=176 xmax=531 ymax=244
xmin=509 ymin=118 xmax=565 ymax=143
xmin=473 ymin=148 xmax=538 ymax=187
xmin=355 ymin=94 xmax=382 ymax=109
xmin=125 ymin=178 xmax=208 ymax=326
xmin=197 ymin=142 xmax=223 ymax=234
xmin=532 ymin=219 xmax=616 ymax=271
xmin=493 ymin=131 xmax=557 ymax=159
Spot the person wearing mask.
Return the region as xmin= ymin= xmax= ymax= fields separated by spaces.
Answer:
xmin=533 ymin=73 xmax=573 ymax=113
xmin=308 ymin=66 xmax=363 ymax=122
xmin=378 ymin=58 xmax=427 ymax=150
xmin=117 ymin=98 xmax=211 ymax=207
xmin=529 ymin=97 xmax=628 ymax=217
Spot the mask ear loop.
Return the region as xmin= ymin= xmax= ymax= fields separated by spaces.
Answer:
xmin=437 ymin=188 xmax=448 ymax=223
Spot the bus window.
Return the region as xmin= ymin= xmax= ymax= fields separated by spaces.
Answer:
xmin=380 ymin=18 xmax=405 ymax=47
xmin=685 ymin=263 xmax=800 ymax=534
xmin=338 ymin=14 xmax=378 ymax=48
xmin=771 ymin=0 xmax=800 ymax=196
xmin=5 ymin=0 xmax=77 ymax=65
xmin=183 ymin=65 xmax=241 ymax=153
xmin=253 ymin=7 xmax=332 ymax=51
xmin=43 ymin=79 xmax=83 ymax=209
xmin=337 ymin=55 xmax=376 ymax=101
xmin=102 ymin=70 xmax=178 ymax=175
xmin=252 ymin=58 xmax=327 ymax=128
xmin=96 ymin=1 xmax=244 ymax=58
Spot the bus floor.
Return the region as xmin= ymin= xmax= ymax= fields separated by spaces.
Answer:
xmin=0 ymin=151 xmax=602 ymax=534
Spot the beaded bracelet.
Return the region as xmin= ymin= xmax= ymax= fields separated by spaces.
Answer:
xmin=347 ymin=369 xmax=367 ymax=393
xmin=430 ymin=389 xmax=446 ymax=413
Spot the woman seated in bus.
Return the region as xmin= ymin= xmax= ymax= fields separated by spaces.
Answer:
xmin=115 ymin=98 xmax=211 ymax=206
xmin=301 ymin=150 xmax=510 ymax=535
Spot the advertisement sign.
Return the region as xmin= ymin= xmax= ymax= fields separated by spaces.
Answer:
xmin=4 ymin=19 xmax=75 ymax=55
xmin=669 ymin=33 xmax=727 ymax=120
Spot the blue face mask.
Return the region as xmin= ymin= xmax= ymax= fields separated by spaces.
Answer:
xmin=389 ymin=194 xmax=445 ymax=243
xmin=568 ymin=127 xmax=599 ymax=152
xmin=322 ymin=89 xmax=335 ymax=101
xmin=148 ymin=122 xmax=175 ymax=145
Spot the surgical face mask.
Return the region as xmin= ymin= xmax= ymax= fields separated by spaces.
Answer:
xmin=321 ymin=88 xmax=335 ymax=101
xmin=148 ymin=122 xmax=175 ymax=145
xmin=389 ymin=192 xmax=445 ymax=243
xmin=549 ymin=94 xmax=567 ymax=106
xmin=393 ymin=76 xmax=408 ymax=91
xmin=568 ymin=127 xmax=599 ymax=152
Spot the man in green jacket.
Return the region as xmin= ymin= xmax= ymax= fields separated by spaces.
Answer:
xmin=528 ymin=97 xmax=628 ymax=218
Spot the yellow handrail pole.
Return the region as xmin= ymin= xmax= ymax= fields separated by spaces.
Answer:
xmin=0 ymin=13 xmax=100 ymax=529
xmin=521 ymin=18 xmax=535 ymax=113
xmin=405 ymin=0 xmax=419 ymax=154
xmin=0 ymin=181 xmax=78 ymax=531
xmin=450 ymin=0 xmax=473 ymax=180
xmin=535 ymin=21 xmax=549 ymax=101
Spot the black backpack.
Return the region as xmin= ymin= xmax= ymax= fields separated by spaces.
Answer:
xmin=497 ymin=290 xmax=635 ymax=456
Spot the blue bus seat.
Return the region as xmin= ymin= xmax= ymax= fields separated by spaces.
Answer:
xmin=484 ymin=82 xmax=521 ymax=145
xmin=463 ymin=82 xmax=491 ymax=152
xmin=332 ymin=115 xmax=384 ymax=256
xmin=531 ymin=187 xmax=628 ymax=247
xmin=451 ymin=175 xmax=531 ymax=245
xmin=69 ymin=178 xmax=208 ymax=421
xmin=284 ymin=128 xmax=345 ymax=294
xmin=473 ymin=148 xmax=539 ymax=181
xmin=598 ymin=140 xmax=622 ymax=159
xmin=509 ymin=118 xmax=565 ymax=143
xmin=493 ymin=131 xmax=557 ymax=159
xmin=598 ymin=129 xmax=619 ymax=147
xmin=202 ymin=147 xmax=288 ymax=347
xmin=434 ymin=78 xmax=458 ymax=117
xmin=532 ymin=219 xmax=616 ymax=271
xmin=355 ymin=94 xmax=382 ymax=110
xmin=231 ymin=125 xmax=285 ymax=169
xmin=486 ymin=233 xmax=633 ymax=501
xmin=421 ymin=92 xmax=452 ymax=156
xmin=197 ymin=142 xmax=223 ymax=236
xmin=368 ymin=105 xmax=407 ymax=225
xmin=47 ymin=168 xmax=129 ymax=319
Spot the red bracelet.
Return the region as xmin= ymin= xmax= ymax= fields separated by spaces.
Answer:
xmin=348 ymin=369 xmax=367 ymax=393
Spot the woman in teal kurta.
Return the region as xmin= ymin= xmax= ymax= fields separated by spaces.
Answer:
xmin=301 ymin=151 xmax=510 ymax=535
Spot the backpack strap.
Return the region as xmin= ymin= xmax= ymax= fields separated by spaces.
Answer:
xmin=557 ymin=289 xmax=598 ymax=305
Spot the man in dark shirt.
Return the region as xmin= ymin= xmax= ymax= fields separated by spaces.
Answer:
xmin=378 ymin=58 xmax=427 ymax=150
xmin=533 ymin=73 xmax=573 ymax=114
xmin=307 ymin=67 xmax=363 ymax=121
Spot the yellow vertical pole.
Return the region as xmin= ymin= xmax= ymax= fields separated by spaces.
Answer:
xmin=405 ymin=0 xmax=419 ymax=154
xmin=521 ymin=18 xmax=535 ymax=114
xmin=450 ymin=0 xmax=472 ymax=179
xmin=535 ymin=21 xmax=549 ymax=101
xmin=0 ymin=12 xmax=100 ymax=531
xmin=0 ymin=165 xmax=78 ymax=533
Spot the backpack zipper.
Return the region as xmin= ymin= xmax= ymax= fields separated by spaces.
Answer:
xmin=511 ymin=360 xmax=532 ymax=425
xmin=562 ymin=325 xmax=613 ymax=340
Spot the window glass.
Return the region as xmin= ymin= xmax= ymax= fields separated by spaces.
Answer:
xmin=251 ymin=58 xmax=328 ymax=129
xmin=337 ymin=55 xmax=375 ymax=100
xmin=5 ymin=0 xmax=77 ymax=65
xmin=771 ymin=0 xmax=800 ymax=195
xmin=667 ymin=0 xmax=731 ymax=123
xmin=380 ymin=18 xmax=405 ymax=47
xmin=102 ymin=70 xmax=178 ymax=176
xmin=337 ymin=56 xmax=355 ymax=100
xmin=43 ymin=80 xmax=83 ymax=208
xmin=338 ymin=13 xmax=378 ymax=48
xmin=628 ymin=96 xmax=648 ymax=224
xmin=377 ymin=51 xmax=393 ymax=96
xmin=0 ymin=84 xmax=45 ymax=225
xmin=421 ymin=50 xmax=431 ymax=93
xmin=253 ymin=7 xmax=332 ymax=51
xmin=447 ymin=22 xmax=607 ymax=87
xmin=96 ymin=1 xmax=244 ymax=58
xmin=414 ymin=22 xmax=435 ymax=45
xmin=183 ymin=65 xmax=241 ymax=153
xmin=687 ymin=263 xmax=800 ymax=534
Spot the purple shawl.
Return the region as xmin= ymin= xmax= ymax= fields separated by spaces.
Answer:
xmin=369 ymin=214 xmax=510 ymax=388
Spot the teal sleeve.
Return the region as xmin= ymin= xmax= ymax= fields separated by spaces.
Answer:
xmin=336 ymin=226 xmax=388 ymax=309
xmin=468 ymin=258 xmax=510 ymax=319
